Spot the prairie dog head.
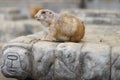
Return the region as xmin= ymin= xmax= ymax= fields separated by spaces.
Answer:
xmin=35 ymin=9 xmax=58 ymax=27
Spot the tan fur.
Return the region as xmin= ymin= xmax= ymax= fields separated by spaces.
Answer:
xmin=28 ymin=5 xmax=43 ymax=18
xmin=35 ymin=9 xmax=85 ymax=42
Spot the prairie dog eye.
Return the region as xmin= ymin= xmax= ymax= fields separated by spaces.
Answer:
xmin=41 ymin=11 xmax=46 ymax=14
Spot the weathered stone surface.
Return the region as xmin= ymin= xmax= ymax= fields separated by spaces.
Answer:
xmin=0 ymin=42 xmax=17 ymax=80
xmin=0 ymin=72 xmax=16 ymax=80
xmin=84 ymin=24 xmax=120 ymax=46
xmin=81 ymin=43 xmax=111 ymax=80
xmin=111 ymin=47 xmax=120 ymax=80
xmin=1 ymin=38 xmax=117 ymax=80
xmin=32 ymin=41 xmax=58 ymax=80
xmin=1 ymin=43 xmax=32 ymax=80
xmin=54 ymin=43 xmax=83 ymax=80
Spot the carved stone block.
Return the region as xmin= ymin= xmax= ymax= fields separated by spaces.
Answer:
xmin=1 ymin=43 xmax=32 ymax=80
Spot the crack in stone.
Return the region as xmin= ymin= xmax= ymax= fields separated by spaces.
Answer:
xmin=79 ymin=42 xmax=86 ymax=80
xmin=56 ymin=52 xmax=75 ymax=75
xmin=109 ymin=46 xmax=112 ymax=80
xmin=111 ymin=55 xmax=120 ymax=66
xmin=51 ymin=43 xmax=59 ymax=80
xmin=54 ymin=58 xmax=76 ymax=79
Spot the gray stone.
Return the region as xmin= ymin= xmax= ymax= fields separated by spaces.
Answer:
xmin=32 ymin=41 xmax=58 ymax=80
xmin=1 ymin=36 xmax=120 ymax=80
xmin=54 ymin=43 xmax=83 ymax=80
xmin=1 ymin=38 xmax=115 ymax=80
xmin=0 ymin=71 xmax=16 ymax=80
xmin=0 ymin=42 xmax=17 ymax=80
xmin=111 ymin=47 xmax=120 ymax=80
xmin=81 ymin=43 xmax=111 ymax=80
xmin=84 ymin=24 xmax=120 ymax=46
xmin=1 ymin=43 xmax=32 ymax=80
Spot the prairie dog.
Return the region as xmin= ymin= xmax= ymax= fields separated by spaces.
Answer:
xmin=35 ymin=9 xmax=85 ymax=42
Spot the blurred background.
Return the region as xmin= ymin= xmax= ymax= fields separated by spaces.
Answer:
xmin=0 ymin=0 xmax=120 ymax=80
xmin=0 ymin=0 xmax=120 ymax=14
xmin=0 ymin=0 xmax=120 ymax=42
